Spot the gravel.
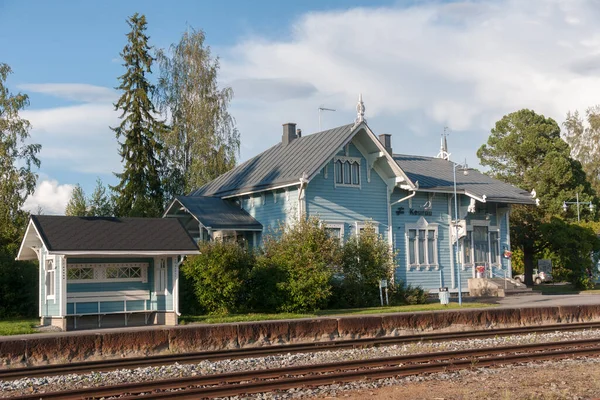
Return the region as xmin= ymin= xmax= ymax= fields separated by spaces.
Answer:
xmin=3 ymin=329 xmax=600 ymax=398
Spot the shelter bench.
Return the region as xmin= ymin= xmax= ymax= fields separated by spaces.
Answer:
xmin=67 ymin=290 xmax=153 ymax=329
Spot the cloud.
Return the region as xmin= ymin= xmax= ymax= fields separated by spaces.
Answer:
xmin=23 ymin=179 xmax=74 ymax=215
xmin=18 ymin=83 xmax=117 ymax=103
xmin=230 ymin=78 xmax=318 ymax=102
xmin=21 ymin=102 xmax=122 ymax=175
xmin=220 ymin=0 xmax=600 ymax=163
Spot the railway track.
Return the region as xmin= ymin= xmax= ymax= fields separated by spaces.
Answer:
xmin=10 ymin=337 xmax=600 ymax=400
xmin=4 ymin=321 xmax=600 ymax=381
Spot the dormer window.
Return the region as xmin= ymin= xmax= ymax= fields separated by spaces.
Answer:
xmin=334 ymin=157 xmax=361 ymax=187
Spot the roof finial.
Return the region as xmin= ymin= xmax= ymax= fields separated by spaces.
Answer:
xmin=437 ymin=126 xmax=451 ymax=160
xmin=355 ymin=93 xmax=366 ymax=125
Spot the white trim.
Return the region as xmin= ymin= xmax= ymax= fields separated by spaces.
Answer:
xmin=323 ymin=221 xmax=345 ymax=241
xmin=355 ymin=221 xmax=379 ymax=235
xmin=154 ymin=258 xmax=168 ymax=295
xmin=60 ymin=256 xmax=67 ymax=317
xmin=221 ymin=182 xmax=301 ymax=199
xmin=67 ymin=262 xmax=149 ymax=283
xmin=16 ymin=219 xmax=45 ymax=261
xmin=171 ymin=257 xmax=176 ymax=311
xmin=405 ymin=218 xmax=439 ymax=271
xmin=334 ymin=156 xmax=361 ymax=188
xmin=50 ymin=250 xmax=199 ymax=256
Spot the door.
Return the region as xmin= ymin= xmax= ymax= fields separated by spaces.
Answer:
xmin=473 ymin=226 xmax=489 ymax=275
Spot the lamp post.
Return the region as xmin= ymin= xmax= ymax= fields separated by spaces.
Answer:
xmin=453 ymin=159 xmax=469 ymax=306
xmin=562 ymin=193 xmax=594 ymax=222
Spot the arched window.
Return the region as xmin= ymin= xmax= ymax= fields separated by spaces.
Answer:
xmin=334 ymin=157 xmax=361 ymax=187
xmin=351 ymin=162 xmax=360 ymax=185
xmin=335 ymin=160 xmax=343 ymax=183
xmin=343 ymin=161 xmax=351 ymax=184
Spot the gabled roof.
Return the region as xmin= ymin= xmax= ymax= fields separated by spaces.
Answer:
xmin=165 ymin=196 xmax=262 ymax=231
xmin=393 ymin=154 xmax=536 ymax=205
xmin=192 ymin=124 xmax=356 ymax=197
xmin=17 ymin=215 xmax=199 ymax=260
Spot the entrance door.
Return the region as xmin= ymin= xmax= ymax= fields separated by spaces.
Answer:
xmin=473 ymin=226 xmax=489 ymax=270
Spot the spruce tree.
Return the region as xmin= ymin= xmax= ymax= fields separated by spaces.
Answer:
xmin=111 ymin=13 xmax=165 ymax=217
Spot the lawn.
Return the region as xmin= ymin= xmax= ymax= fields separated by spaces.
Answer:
xmin=181 ymin=302 xmax=496 ymax=325
xmin=0 ymin=318 xmax=38 ymax=336
xmin=533 ymin=283 xmax=600 ymax=295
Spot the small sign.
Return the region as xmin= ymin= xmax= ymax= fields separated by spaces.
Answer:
xmin=538 ymin=259 xmax=552 ymax=274
xmin=379 ymin=279 xmax=388 ymax=288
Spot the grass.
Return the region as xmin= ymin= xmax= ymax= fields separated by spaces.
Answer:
xmin=181 ymin=302 xmax=496 ymax=325
xmin=532 ymin=283 xmax=600 ymax=295
xmin=0 ymin=318 xmax=38 ymax=336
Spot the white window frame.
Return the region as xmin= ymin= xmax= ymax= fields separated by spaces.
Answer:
xmin=405 ymin=217 xmax=439 ymax=271
xmin=323 ymin=222 xmax=345 ymax=242
xmin=45 ymin=257 xmax=56 ymax=301
xmin=355 ymin=221 xmax=379 ymax=236
xmin=460 ymin=220 xmax=501 ymax=269
xmin=67 ymin=262 xmax=148 ymax=283
xmin=334 ymin=156 xmax=361 ymax=188
xmin=489 ymin=229 xmax=501 ymax=266
xmin=155 ymin=258 xmax=168 ymax=295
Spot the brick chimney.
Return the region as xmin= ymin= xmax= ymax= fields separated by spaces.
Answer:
xmin=379 ymin=134 xmax=392 ymax=155
xmin=282 ymin=123 xmax=297 ymax=145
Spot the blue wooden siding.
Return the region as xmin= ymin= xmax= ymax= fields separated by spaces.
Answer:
xmin=392 ymin=191 xmax=452 ymax=291
xmin=241 ymin=188 xmax=299 ymax=241
xmin=305 ymin=143 xmax=389 ymax=242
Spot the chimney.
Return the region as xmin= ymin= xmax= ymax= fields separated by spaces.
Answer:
xmin=296 ymin=128 xmax=302 ymax=138
xmin=282 ymin=123 xmax=297 ymax=145
xmin=378 ymin=134 xmax=392 ymax=155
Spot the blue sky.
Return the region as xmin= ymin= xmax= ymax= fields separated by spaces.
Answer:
xmin=1 ymin=0 xmax=599 ymax=213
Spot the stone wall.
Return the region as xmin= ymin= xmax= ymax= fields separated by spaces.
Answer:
xmin=3 ymin=304 xmax=600 ymax=368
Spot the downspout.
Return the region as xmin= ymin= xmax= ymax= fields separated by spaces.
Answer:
xmin=391 ymin=190 xmax=416 ymax=206
xmin=174 ymin=256 xmax=184 ymax=317
xmin=448 ymin=194 xmax=456 ymax=289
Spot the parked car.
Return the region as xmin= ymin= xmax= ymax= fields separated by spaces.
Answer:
xmin=513 ymin=269 xmax=552 ymax=285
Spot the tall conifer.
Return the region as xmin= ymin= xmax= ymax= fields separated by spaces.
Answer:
xmin=111 ymin=13 xmax=165 ymax=217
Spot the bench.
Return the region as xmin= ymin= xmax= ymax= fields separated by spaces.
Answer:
xmin=67 ymin=290 xmax=152 ymax=329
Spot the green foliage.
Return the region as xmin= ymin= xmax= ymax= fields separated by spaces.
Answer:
xmin=111 ymin=13 xmax=166 ymax=217
xmin=564 ymin=106 xmax=600 ymax=199
xmin=156 ymin=27 xmax=239 ymax=199
xmin=540 ymin=218 xmax=600 ymax=289
xmin=478 ymin=109 xmax=595 ymax=286
xmin=332 ymin=222 xmax=395 ymax=308
xmin=388 ymin=282 xmax=429 ymax=306
xmin=0 ymin=319 xmax=38 ymax=336
xmin=65 ymin=184 xmax=87 ymax=216
xmin=182 ymin=241 xmax=254 ymax=315
xmin=247 ymin=262 xmax=288 ymax=312
xmin=88 ymin=178 xmax=113 ymax=216
xmin=257 ymin=217 xmax=341 ymax=313
xmin=0 ymin=63 xmax=40 ymax=318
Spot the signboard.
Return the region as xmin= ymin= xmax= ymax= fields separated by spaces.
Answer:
xmin=537 ymin=259 xmax=552 ymax=274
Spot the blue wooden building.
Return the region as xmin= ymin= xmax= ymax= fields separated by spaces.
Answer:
xmin=17 ymin=216 xmax=199 ymax=330
xmin=165 ymin=96 xmax=535 ymax=293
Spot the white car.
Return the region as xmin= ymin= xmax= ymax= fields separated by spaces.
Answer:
xmin=513 ymin=269 xmax=552 ymax=285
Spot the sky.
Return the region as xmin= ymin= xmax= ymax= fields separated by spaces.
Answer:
xmin=2 ymin=0 xmax=600 ymax=214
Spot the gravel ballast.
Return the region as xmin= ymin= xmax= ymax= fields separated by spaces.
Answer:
xmin=3 ymin=329 xmax=600 ymax=398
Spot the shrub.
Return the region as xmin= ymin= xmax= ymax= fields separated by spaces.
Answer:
xmin=333 ymin=222 xmax=395 ymax=308
xmin=257 ymin=217 xmax=341 ymax=313
xmin=182 ymin=241 xmax=254 ymax=315
xmin=389 ymin=282 xmax=429 ymax=306
xmin=0 ymin=245 xmax=38 ymax=318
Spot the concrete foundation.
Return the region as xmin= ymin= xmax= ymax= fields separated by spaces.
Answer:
xmin=468 ymin=278 xmax=504 ymax=297
xmin=41 ymin=317 xmax=67 ymax=331
xmin=5 ymin=304 xmax=600 ymax=368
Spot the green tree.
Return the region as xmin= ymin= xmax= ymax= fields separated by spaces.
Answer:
xmin=0 ymin=63 xmax=41 ymax=317
xmin=563 ymin=106 xmax=600 ymax=196
xmin=65 ymin=184 xmax=87 ymax=216
xmin=156 ymin=28 xmax=239 ymax=197
xmin=257 ymin=217 xmax=341 ymax=313
xmin=88 ymin=178 xmax=113 ymax=216
xmin=111 ymin=13 xmax=166 ymax=217
xmin=477 ymin=109 xmax=594 ymax=286
xmin=182 ymin=241 xmax=254 ymax=315
xmin=334 ymin=222 xmax=395 ymax=308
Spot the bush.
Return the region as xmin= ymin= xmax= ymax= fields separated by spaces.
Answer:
xmin=389 ymin=282 xmax=429 ymax=306
xmin=0 ymin=246 xmax=38 ymax=318
xmin=247 ymin=262 xmax=288 ymax=312
xmin=257 ymin=217 xmax=341 ymax=313
xmin=182 ymin=241 xmax=254 ymax=315
xmin=332 ymin=222 xmax=395 ymax=308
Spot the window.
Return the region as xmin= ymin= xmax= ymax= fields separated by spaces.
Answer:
xmin=490 ymin=231 xmax=500 ymax=265
xmin=324 ymin=222 xmax=345 ymax=242
xmin=334 ymin=157 xmax=360 ymax=187
xmin=407 ymin=227 xmax=438 ymax=268
xmin=45 ymin=258 xmax=55 ymax=300
xmin=462 ymin=231 xmax=473 ymax=265
xmin=67 ymin=263 xmax=148 ymax=283
xmin=155 ymin=258 xmax=168 ymax=294
xmin=67 ymin=266 xmax=94 ymax=281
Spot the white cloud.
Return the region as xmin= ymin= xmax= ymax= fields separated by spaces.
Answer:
xmin=23 ymin=179 xmax=74 ymax=215
xmin=220 ymin=0 xmax=600 ymax=163
xmin=18 ymin=83 xmax=117 ymax=103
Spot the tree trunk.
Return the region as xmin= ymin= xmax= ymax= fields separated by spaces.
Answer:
xmin=523 ymin=245 xmax=535 ymax=287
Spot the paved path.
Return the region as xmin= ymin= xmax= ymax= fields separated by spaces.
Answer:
xmin=472 ymin=292 xmax=600 ymax=308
